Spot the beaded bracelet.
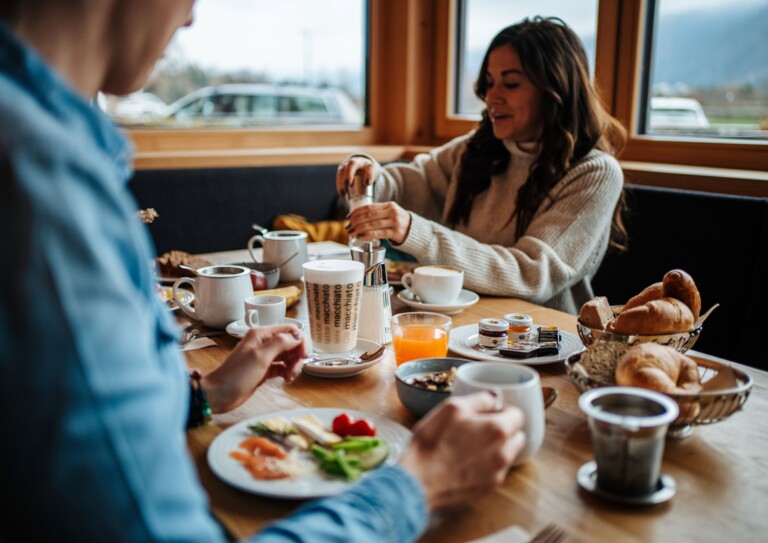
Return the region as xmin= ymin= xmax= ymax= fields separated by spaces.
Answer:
xmin=187 ymin=369 xmax=212 ymax=429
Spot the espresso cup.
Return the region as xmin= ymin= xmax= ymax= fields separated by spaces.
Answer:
xmin=452 ymin=362 xmax=545 ymax=465
xmin=245 ymin=294 xmax=286 ymax=327
xmin=401 ymin=265 xmax=463 ymax=304
xmin=248 ymin=230 xmax=309 ymax=282
xmin=302 ymin=259 xmax=364 ymax=353
xmin=173 ymin=265 xmax=253 ymax=329
xmin=579 ymin=387 xmax=679 ymax=496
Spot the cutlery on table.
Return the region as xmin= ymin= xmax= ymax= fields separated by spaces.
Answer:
xmin=180 ymin=329 xmax=226 ymax=346
xmin=527 ymin=523 xmax=566 ymax=543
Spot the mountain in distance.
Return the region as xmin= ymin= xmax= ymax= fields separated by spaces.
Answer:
xmin=650 ymin=3 xmax=768 ymax=88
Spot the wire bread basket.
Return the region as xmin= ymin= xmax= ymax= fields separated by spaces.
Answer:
xmin=566 ymin=352 xmax=753 ymax=439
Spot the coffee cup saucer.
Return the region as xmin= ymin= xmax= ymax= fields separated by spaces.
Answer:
xmin=576 ymin=461 xmax=676 ymax=505
xmin=226 ymin=317 xmax=305 ymax=339
xmin=396 ymin=288 xmax=479 ymax=315
xmin=302 ymin=338 xmax=386 ymax=379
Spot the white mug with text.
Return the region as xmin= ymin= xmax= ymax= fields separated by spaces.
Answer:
xmin=302 ymin=260 xmax=364 ymax=353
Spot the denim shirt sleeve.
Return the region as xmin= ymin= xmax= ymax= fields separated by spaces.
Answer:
xmin=253 ymin=466 xmax=429 ymax=543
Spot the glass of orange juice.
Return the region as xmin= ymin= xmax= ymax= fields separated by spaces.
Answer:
xmin=391 ymin=312 xmax=452 ymax=366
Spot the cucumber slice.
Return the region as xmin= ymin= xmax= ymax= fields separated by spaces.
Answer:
xmin=353 ymin=441 xmax=390 ymax=470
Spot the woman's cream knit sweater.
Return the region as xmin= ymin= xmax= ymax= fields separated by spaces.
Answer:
xmin=373 ymin=133 xmax=623 ymax=314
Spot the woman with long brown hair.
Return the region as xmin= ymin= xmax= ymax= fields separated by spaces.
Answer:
xmin=338 ymin=16 xmax=627 ymax=313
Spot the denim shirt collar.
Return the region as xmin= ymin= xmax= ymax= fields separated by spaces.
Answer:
xmin=0 ymin=20 xmax=133 ymax=184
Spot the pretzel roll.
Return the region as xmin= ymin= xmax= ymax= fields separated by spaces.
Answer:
xmin=622 ymin=282 xmax=664 ymax=312
xmin=609 ymin=297 xmax=695 ymax=335
xmin=663 ymin=269 xmax=701 ymax=321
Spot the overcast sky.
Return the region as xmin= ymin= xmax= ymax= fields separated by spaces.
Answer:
xmin=167 ymin=0 xmax=766 ymax=78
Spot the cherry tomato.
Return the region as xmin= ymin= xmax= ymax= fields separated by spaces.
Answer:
xmin=332 ymin=413 xmax=354 ymax=437
xmin=350 ymin=418 xmax=376 ymax=437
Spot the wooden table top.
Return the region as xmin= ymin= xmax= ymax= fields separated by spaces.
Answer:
xmin=183 ymin=250 xmax=768 ymax=543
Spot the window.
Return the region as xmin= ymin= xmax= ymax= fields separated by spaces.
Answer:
xmin=640 ymin=0 xmax=768 ymax=140
xmin=455 ymin=0 xmax=600 ymax=116
xmin=109 ymin=0 xmax=367 ymax=129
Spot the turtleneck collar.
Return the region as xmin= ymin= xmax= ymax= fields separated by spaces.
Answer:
xmin=502 ymin=139 xmax=539 ymax=161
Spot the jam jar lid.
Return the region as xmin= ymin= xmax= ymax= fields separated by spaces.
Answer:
xmin=503 ymin=313 xmax=533 ymax=327
xmin=479 ymin=318 xmax=510 ymax=332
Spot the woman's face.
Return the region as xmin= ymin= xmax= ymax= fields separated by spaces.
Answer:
xmin=102 ymin=0 xmax=196 ymax=95
xmin=484 ymin=45 xmax=544 ymax=142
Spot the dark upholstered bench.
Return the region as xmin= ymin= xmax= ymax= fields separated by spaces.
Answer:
xmin=592 ymin=185 xmax=767 ymax=369
xmin=129 ymin=164 xmax=342 ymax=255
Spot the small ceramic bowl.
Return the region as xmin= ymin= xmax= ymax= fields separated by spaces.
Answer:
xmin=395 ymin=358 xmax=470 ymax=418
xmin=235 ymin=261 xmax=280 ymax=289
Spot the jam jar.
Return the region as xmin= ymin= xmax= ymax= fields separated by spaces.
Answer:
xmin=503 ymin=313 xmax=533 ymax=343
xmin=478 ymin=318 xmax=509 ymax=349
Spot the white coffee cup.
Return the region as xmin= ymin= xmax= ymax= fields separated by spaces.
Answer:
xmin=452 ymin=362 xmax=545 ymax=465
xmin=302 ymin=259 xmax=364 ymax=353
xmin=247 ymin=230 xmax=309 ymax=282
xmin=401 ymin=265 xmax=464 ymax=304
xmin=173 ymin=265 xmax=253 ymax=329
xmin=245 ymin=294 xmax=286 ymax=327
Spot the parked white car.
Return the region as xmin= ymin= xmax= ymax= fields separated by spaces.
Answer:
xmin=112 ymin=92 xmax=167 ymax=122
xmin=649 ymin=97 xmax=710 ymax=130
xmin=161 ymin=84 xmax=362 ymax=127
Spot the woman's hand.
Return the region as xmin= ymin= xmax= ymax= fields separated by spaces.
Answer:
xmin=200 ymin=325 xmax=305 ymax=413
xmin=398 ymin=392 xmax=526 ymax=510
xmin=336 ymin=156 xmax=381 ymax=195
xmin=346 ymin=201 xmax=412 ymax=245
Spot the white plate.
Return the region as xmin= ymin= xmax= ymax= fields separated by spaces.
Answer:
xmin=157 ymin=286 xmax=194 ymax=311
xmin=396 ymin=288 xmax=480 ymax=315
xmin=302 ymin=338 xmax=386 ymax=378
xmin=449 ymin=323 xmax=584 ymax=365
xmin=226 ymin=318 xmax=305 ymax=338
xmin=207 ymin=407 xmax=411 ymax=499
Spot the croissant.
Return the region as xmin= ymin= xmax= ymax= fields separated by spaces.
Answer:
xmin=616 ymin=343 xmax=702 ymax=419
xmin=662 ymin=269 xmax=701 ymax=321
xmin=622 ymin=282 xmax=663 ymax=312
xmin=609 ymin=297 xmax=694 ymax=335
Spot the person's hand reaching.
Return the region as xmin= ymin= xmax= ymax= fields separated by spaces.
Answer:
xmin=398 ymin=392 xmax=526 ymax=510
xmin=336 ymin=156 xmax=381 ymax=195
xmin=201 ymin=325 xmax=305 ymax=413
xmin=345 ymin=201 xmax=412 ymax=244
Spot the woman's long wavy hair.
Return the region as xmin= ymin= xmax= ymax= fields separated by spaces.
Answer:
xmin=447 ymin=17 xmax=628 ymax=251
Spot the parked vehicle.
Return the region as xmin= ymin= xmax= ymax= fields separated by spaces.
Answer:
xmin=160 ymin=84 xmax=362 ymax=127
xmin=112 ymin=92 xmax=167 ymax=121
xmin=649 ymin=97 xmax=710 ymax=130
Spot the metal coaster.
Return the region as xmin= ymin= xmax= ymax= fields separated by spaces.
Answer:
xmin=577 ymin=461 xmax=676 ymax=506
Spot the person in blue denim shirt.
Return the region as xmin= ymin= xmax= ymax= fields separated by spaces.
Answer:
xmin=0 ymin=1 xmax=526 ymax=542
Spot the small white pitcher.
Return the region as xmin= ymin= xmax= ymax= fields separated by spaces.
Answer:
xmin=248 ymin=230 xmax=309 ymax=282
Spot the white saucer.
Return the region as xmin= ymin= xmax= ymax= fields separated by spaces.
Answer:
xmin=225 ymin=317 xmax=305 ymax=339
xmin=577 ymin=461 xmax=676 ymax=505
xmin=396 ymin=288 xmax=480 ymax=315
xmin=448 ymin=323 xmax=584 ymax=365
xmin=302 ymin=338 xmax=386 ymax=379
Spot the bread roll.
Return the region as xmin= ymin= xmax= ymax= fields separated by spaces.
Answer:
xmin=579 ymin=296 xmax=614 ymax=330
xmin=622 ymin=282 xmax=663 ymax=312
xmin=608 ymin=297 xmax=694 ymax=335
xmin=662 ymin=269 xmax=701 ymax=321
